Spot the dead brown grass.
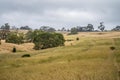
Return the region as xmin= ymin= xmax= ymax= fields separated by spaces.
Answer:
xmin=0 ymin=31 xmax=120 ymax=80
xmin=0 ymin=40 xmax=34 ymax=53
xmin=0 ymin=31 xmax=120 ymax=53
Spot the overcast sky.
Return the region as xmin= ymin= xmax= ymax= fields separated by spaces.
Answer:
xmin=0 ymin=0 xmax=120 ymax=30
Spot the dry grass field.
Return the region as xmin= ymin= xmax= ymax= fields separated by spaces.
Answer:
xmin=0 ymin=31 xmax=120 ymax=80
xmin=0 ymin=40 xmax=34 ymax=53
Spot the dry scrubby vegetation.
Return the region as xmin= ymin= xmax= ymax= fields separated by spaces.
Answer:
xmin=0 ymin=32 xmax=120 ymax=80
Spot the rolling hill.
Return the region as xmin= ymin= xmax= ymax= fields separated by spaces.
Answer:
xmin=0 ymin=31 xmax=120 ymax=80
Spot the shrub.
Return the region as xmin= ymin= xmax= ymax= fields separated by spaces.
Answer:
xmin=0 ymin=39 xmax=1 ymax=45
xmin=76 ymin=37 xmax=79 ymax=41
xmin=110 ymin=46 xmax=115 ymax=50
xmin=21 ymin=54 xmax=31 ymax=57
xmin=70 ymin=27 xmax=78 ymax=34
xmin=33 ymin=31 xmax=65 ymax=50
xmin=25 ymin=30 xmax=34 ymax=42
xmin=6 ymin=32 xmax=24 ymax=44
xmin=12 ymin=46 xmax=16 ymax=53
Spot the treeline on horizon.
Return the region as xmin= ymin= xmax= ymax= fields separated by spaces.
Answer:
xmin=0 ymin=23 xmax=120 ymax=51
xmin=0 ymin=22 xmax=120 ymax=32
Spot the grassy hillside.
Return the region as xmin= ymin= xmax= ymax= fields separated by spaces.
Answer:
xmin=0 ymin=32 xmax=120 ymax=80
xmin=0 ymin=40 xmax=34 ymax=53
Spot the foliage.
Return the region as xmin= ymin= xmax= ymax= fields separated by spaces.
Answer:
xmin=110 ymin=46 xmax=115 ymax=50
xmin=20 ymin=26 xmax=31 ymax=30
xmin=69 ymin=24 xmax=94 ymax=34
xmin=6 ymin=32 xmax=24 ymax=44
xmin=87 ymin=24 xmax=94 ymax=31
xmin=12 ymin=46 xmax=16 ymax=53
xmin=0 ymin=23 xmax=10 ymax=30
xmin=70 ymin=27 xmax=78 ymax=34
xmin=0 ymin=23 xmax=10 ymax=39
xmin=40 ymin=26 xmax=56 ymax=32
xmin=112 ymin=26 xmax=120 ymax=31
xmin=25 ymin=30 xmax=34 ymax=42
xmin=0 ymin=38 xmax=1 ymax=45
xmin=32 ymin=30 xmax=65 ymax=50
xmin=21 ymin=54 xmax=31 ymax=57
xmin=76 ymin=37 xmax=79 ymax=41
xmin=61 ymin=27 xmax=66 ymax=31
xmin=98 ymin=22 xmax=105 ymax=31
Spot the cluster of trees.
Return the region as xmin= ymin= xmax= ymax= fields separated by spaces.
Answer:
xmin=29 ymin=30 xmax=65 ymax=50
xmin=0 ymin=23 xmax=32 ymax=39
xmin=0 ymin=23 xmax=10 ymax=39
xmin=77 ymin=24 xmax=94 ymax=32
xmin=20 ymin=26 xmax=32 ymax=30
xmin=112 ymin=26 xmax=120 ymax=31
xmin=69 ymin=22 xmax=106 ymax=34
xmin=0 ymin=24 xmax=32 ymax=31
xmin=40 ymin=26 xmax=56 ymax=32
xmin=6 ymin=32 xmax=24 ymax=44
xmin=70 ymin=24 xmax=94 ymax=34
xmin=5 ymin=30 xmax=65 ymax=50
xmin=1 ymin=23 xmax=10 ymax=30
xmin=0 ymin=22 xmax=120 ymax=49
xmin=0 ymin=24 xmax=65 ymax=50
xmin=58 ymin=27 xmax=70 ymax=32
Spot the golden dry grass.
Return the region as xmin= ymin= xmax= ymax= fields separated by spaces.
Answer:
xmin=0 ymin=31 xmax=120 ymax=80
xmin=0 ymin=40 xmax=34 ymax=53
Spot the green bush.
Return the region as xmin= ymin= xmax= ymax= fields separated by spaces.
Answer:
xmin=110 ymin=46 xmax=115 ymax=50
xmin=12 ymin=46 xmax=16 ymax=53
xmin=21 ymin=54 xmax=31 ymax=57
xmin=32 ymin=30 xmax=65 ymax=50
xmin=25 ymin=30 xmax=34 ymax=42
xmin=0 ymin=39 xmax=1 ymax=45
xmin=6 ymin=32 xmax=24 ymax=44
xmin=76 ymin=37 xmax=79 ymax=41
xmin=70 ymin=27 xmax=78 ymax=34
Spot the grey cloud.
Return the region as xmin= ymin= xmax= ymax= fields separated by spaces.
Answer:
xmin=0 ymin=0 xmax=120 ymax=29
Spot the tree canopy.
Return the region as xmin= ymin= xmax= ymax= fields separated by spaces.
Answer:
xmin=87 ymin=24 xmax=94 ymax=31
xmin=98 ymin=22 xmax=105 ymax=31
xmin=0 ymin=23 xmax=10 ymax=39
xmin=20 ymin=26 xmax=31 ymax=30
xmin=70 ymin=27 xmax=78 ymax=34
xmin=26 ymin=30 xmax=65 ymax=50
xmin=40 ymin=26 xmax=56 ymax=32
xmin=112 ymin=26 xmax=120 ymax=31
xmin=6 ymin=32 xmax=24 ymax=44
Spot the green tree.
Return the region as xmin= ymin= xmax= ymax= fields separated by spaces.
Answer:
xmin=70 ymin=27 xmax=78 ymax=34
xmin=40 ymin=26 xmax=56 ymax=32
xmin=25 ymin=30 xmax=34 ymax=42
xmin=20 ymin=26 xmax=31 ymax=30
xmin=87 ymin=24 xmax=94 ymax=31
xmin=0 ymin=23 xmax=10 ymax=39
xmin=32 ymin=31 xmax=65 ymax=50
xmin=112 ymin=26 xmax=120 ymax=31
xmin=98 ymin=22 xmax=105 ymax=31
xmin=53 ymin=33 xmax=65 ymax=46
xmin=6 ymin=32 xmax=24 ymax=44
xmin=1 ymin=23 xmax=10 ymax=30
